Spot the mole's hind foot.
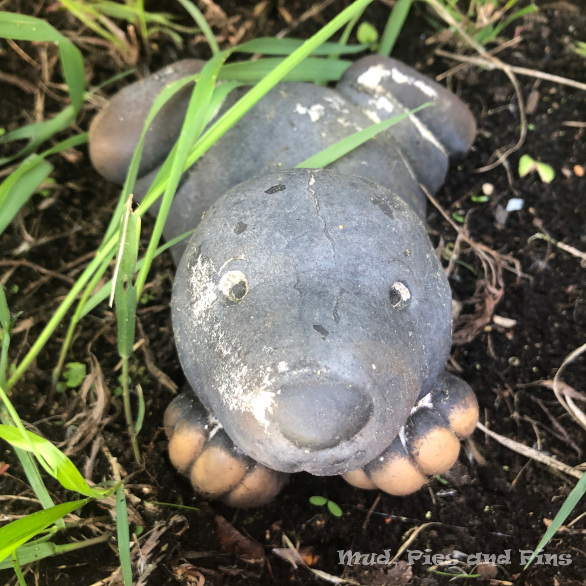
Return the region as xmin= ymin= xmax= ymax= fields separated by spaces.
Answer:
xmin=342 ymin=372 xmax=478 ymax=495
xmin=164 ymin=391 xmax=289 ymax=507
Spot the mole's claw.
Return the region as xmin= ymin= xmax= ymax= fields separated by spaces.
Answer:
xmin=404 ymin=408 xmax=461 ymax=475
xmin=223 ymin=465 xmax=290 ymax=508
xmin=429 ymin=371 xmax=479 ymax=439
xmin=342 ymin=372 xmax=478 ymax=496
xmin=343 ymin=436 xmax=427 ymax=496
xmin=164 ymin=391 xmax=289 ymax=507
xmin=367 ymin=436 xmax=428 ymax=495
xmin=164 ymin=394 xmax=207 ymax=475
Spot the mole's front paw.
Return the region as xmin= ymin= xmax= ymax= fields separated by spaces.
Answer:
xmin=164 ymin=392 xmax=289 ymax=507
xmin=342 ymin=372 xmax=478 ymax=495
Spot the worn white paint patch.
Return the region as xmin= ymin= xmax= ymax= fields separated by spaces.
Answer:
xmin=357 ymin=67 xmax=444 ymax=153
xmin=410 ymin=392 xmax=433 ymax=415
xmin=408 ymin=113 xmax=446 ymax=153
xmin=277 ymin=361 xmax=289 ymax=373
xmin=390 ymin=67 xmax=438 ymax=99
xmin=323 ymin=95 xmax=350 ymax=114
xmin=295 ymin=103 xmax=325 ymax=122
xmin=364 ymin=109 xmax=381 ymax=124
xmin=399 ymin=426 xmax=408 ymax=448
xmin=371 ymin=95 xmax=395 ymax=114
xmin=215 ymin=361 xmax=277 ymax=428
xmin=188 ymin=254 xmax=276 ymax=427
xmin=189 ymin=254 xmax=218 ymax=319
xmin=356 ymin=64 xmax=391 ymax=89
xmin=363 ymin=96 xmax=395 ymax=124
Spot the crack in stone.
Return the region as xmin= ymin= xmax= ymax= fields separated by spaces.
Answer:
xmin=307 ymin=171 xmax=335 ymax=255
xmin=333 ymin=288 xmax=347 ymax=325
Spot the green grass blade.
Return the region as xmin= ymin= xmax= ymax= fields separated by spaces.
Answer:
xmin=218 ymin=57 xmax=352 ymax=82
xmin=0 ymin=106 xmax=73 ymax=145
xmin=134 ymin=52 xmax=229 ymax=297
xmin=378 ymin=0 xmax=412 ymax=56
xmin=0 ymin=12 xmax=85 ymax=154
xmin=234 ymin=37 xmax=369 ymax=55
xmin=337 ymin=11 xmax=365 ymax=50
xmin=0 ymin=12 xmax=64 ymax=41
xmin=52 ymin=256 xmax=112 ymax=385
xmin=0 ymin=133 xmax=88 ymax=237
xmin=0 ymin=424 xmax=111 ymax=497
xmin=112 ymin=197 xmax=141 ymax=463
xmin=80 ymin=231 xmax=193 ymax=319
xmin=134 ymin=385 xmax=145 ymax=434
xmin=0 ymin=534 xmax=111 ymax=571
xmin=0 ymin=285 xmax=10 ymax=386
xmin=134 ymin=0 xmax=148 ymax=43
xmin=116 ymin=484 xmax=133 ymax=586
xmin=57 ymin=36 xmax=85 ymax=111
xmin=11 ymin=448 xmax=57 ymax=512
xmin=113 ymin=197 xmax=140 ymax=359
xmin=59 ymin=0 xmax=127 ymax=53
xmin=10 ymin=552 xmax=26 ymax=585
xmin=117 ymin=73 xmax=201 ymax=211
xmin=177 ymin=0 xmax=219 ymax=55
xmin=0 ymin=498 xmax=91 ymax=565
xmin=0 ymin=158 xmax=52 ymax=237
xmin=4 ymin=237 xmax=118 ymax=390
xmin=483 ymin=4 xmax=539 ymax=44
xmin=297 ymin=103 xmax=432 ymax=168
xmin=0 ymin=107 xmax=76 ymax=165
xmin=524 ymin=471 xmax=586 ymax=568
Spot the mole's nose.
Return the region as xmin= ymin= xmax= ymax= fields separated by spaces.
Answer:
xmin=272 ymin=384 xmax=373 ymax=450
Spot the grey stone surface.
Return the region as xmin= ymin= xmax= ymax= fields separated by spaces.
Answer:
xmin=89 ymin=59 xmax=204 ymax=184
xmin=339 ymin=55 xmax=476 ymax=158
xmin=172 ymin=169 xmax=452 ymax=475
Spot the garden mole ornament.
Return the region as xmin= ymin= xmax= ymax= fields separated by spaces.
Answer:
xmin=89 ymin=55 xmax=479 ymax=507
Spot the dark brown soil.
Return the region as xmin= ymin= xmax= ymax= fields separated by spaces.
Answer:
xmin=1 ymin=1 xmax=585 ymax=585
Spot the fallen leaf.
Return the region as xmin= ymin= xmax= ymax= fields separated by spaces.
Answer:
xmin=214 ymin=515 xmax=266 ymax=564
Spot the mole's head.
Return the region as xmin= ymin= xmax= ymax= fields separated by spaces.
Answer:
xmin=172 ymin=168 xmax=452 ymax=475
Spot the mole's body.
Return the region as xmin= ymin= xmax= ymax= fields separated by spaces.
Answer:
xmin=89 ymin=56 xmax=479 ymax=507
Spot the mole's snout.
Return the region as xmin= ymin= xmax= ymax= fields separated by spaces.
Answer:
xmin=271 ymin=383 xmax=373 ymax=450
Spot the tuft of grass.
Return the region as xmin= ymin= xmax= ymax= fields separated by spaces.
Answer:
xmin=424 ymin=0 xmax=538 ymax=46
xmin=58 ymin=0 xmax=199 ymax=56
xmin=0 ymin=13 xmax=85 ymax=163
xmin=379 ymin=0 xmax=413 ymax=56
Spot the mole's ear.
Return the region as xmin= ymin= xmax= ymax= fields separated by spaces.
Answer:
xmin=337 ymin=55 xmax=477 ymax=158
xmin=88 ymin=59 xmax=205 ymax=184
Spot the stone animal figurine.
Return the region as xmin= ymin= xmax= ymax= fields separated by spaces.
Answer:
xmin=89 ymin=55 xmax=479 ymax=507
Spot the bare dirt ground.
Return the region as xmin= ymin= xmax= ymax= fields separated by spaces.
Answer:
xmin=0 ymin=1 xmax=585 ymax=584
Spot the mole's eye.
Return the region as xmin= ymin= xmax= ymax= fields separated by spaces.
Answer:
xmin=219 ymin=270 xmax=249 ymax=302
xmin=389 ymin=281 xmax=410 ymax=309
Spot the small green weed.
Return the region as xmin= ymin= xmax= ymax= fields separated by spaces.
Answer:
xmin=56 ymin=362 xmax=87 ymax=393
xmin=518 ymin=154 xmax=555 ymax=183
xmin=309 ymin=496 xmax=343 ymax=517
